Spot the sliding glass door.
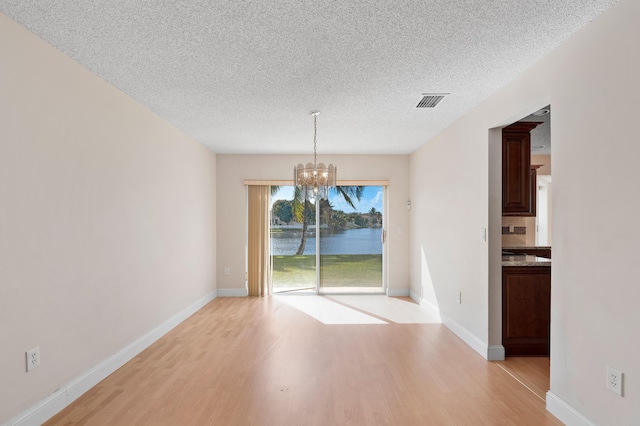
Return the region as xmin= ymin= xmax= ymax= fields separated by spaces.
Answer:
xmin=270 ymin=185 xmax=384 ymax=294
xmin=318 ymin=186 xmax=384 ymax=293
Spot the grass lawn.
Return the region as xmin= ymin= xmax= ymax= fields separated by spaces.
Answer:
xmin=272 ymin=254 xmax=382 ymax=288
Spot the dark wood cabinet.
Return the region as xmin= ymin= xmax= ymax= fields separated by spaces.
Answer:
xmin=502 ymin=122 xmax=542 ymax=216
xmin=502 ymin=266 xmax=551 ymax=356
xmin=529 ymin=164 xmax=541 ymax=217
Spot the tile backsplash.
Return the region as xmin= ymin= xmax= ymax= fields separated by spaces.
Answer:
xmin=502 ymin=226 xmax=526 ymax=234
xmin=502 ymin=216 xmax=536 ymax=246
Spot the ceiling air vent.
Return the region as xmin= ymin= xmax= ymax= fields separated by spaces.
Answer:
xmin=416 ymin=93 xmax=448 ymax=108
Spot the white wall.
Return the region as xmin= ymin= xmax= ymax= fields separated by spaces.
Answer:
xmin=532 ymin=154 xmax=551 ymax=176
xmin=409 ymin=111 xmax=491 ymax=354
xmin=410 ymin=0 xmax=640 ymax=423
xmin=0 ymin=15 xmax=217 ymax=424
xmin=217 ymin=155 xmax=410 ymax=295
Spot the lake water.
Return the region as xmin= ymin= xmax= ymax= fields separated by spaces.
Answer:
xmin=271 ymin=227 xmax=383 ymax=255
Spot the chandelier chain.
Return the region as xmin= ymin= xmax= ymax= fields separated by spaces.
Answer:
xmin=313 ymin=113 xmax=318 ymax=167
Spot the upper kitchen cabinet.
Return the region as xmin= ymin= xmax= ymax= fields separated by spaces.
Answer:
xmin=502 ymin=122 xmax=542 ymax=216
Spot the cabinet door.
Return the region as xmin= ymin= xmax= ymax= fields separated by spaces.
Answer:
xmin=502 ymin=122 xmax=541 ymax=216
xmin=502 ymin=266 xmax=551 ymax=356
xmin=529 ymin=167 xmax=537 ymax=217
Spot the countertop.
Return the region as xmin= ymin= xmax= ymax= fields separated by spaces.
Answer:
xmin=503 ymin=246 xmax=551 ymax=250
xmin=502 ymin=254 xmax=551 ymax=267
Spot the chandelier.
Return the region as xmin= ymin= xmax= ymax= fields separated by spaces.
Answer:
xmin=294 ymin=111 xmax=336 ymax=201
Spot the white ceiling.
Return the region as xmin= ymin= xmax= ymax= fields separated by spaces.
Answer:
xmin=0 ymin=1 xmax=617 ymax=155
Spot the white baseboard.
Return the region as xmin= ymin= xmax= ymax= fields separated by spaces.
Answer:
xmin=217 ymin=287 xmax=248 ymax=297
xmin=487 ymin=345 xmax=505 ymax=361
xmin=3 ymin=389 xmax=67 ymax=426
xmin=413 ymin=302 xmax=498 ymax=361
xmin=386 ymin=287 xmax=409 ymax=297
xmin=417 ymin=296 xmax=442 ymax=322
xmin=440 ymin=313 xmax=488 ymax=359
xmin=6 ymin=290 xmax=217 ymax=426
xmin=409 ymin=289 xmax=420 ymax=304
xmin=546 ymin=391 xmax=595 ymax=426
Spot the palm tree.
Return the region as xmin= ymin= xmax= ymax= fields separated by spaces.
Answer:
xmin=319 ymin=198 xmax=334 ymax=232
xmin=292 ymin=186 xmax=310 ymax=255
xmin=293 ymin=185 xmax=364 ymax=255
xmin=368 ymin=207 xmax=382 ymax=226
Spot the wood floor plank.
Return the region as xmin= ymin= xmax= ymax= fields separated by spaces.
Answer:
xmin=494 ymin=357 xmax=551 ymax=401
xmin=44 ymin=296 xmax=562 ymax=425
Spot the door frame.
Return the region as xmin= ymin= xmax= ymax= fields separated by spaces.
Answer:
xmin=256 ymin=180 xmax=389 ymax=295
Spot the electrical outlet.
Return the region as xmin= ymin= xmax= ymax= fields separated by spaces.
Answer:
xmin=607 ymin=366 xmax=623 ymax=396
xmin=224 ymin=267 xmax=231 ymax=276
xmin=456 ymin=291 xmax=462 ymax=304
xmin=26 ymin=346 xmax=40 ymax=372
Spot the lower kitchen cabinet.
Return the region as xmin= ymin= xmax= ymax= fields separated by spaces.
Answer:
xmin=502 ymin=266 xmax=551 ymax=356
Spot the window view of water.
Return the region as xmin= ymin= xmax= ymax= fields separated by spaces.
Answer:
xmin=271 ymin=227 xmax=382 ymax=256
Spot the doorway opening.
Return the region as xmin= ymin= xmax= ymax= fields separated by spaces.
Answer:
xmin=493 ymin=104 xmax=552 ymax=399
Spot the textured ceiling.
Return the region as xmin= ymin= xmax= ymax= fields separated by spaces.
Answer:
xmin=0 ymin=1 xmax=617 ymax=154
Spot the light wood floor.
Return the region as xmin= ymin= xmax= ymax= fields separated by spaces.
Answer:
xmin=495 ymin=357 xmax=551 ymax=401
xmin=45 ymin=296 xmax=562 ymax=425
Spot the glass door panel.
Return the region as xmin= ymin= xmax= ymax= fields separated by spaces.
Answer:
xmin=318 ymin=186 xmax=384 ymax=294
xmin=270 ymin=186 xmax=317 ymax=294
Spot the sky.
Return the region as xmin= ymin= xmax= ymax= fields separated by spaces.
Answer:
xmin=271 ymin=186 xmax=383 ymax=214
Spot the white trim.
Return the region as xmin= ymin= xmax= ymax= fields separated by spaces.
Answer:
xmin=3 ymin=389 xmax=67 ymax=426
xmin=5 ymin=291 xmax=217 ymax=426
xmin=411 ymin=298 xmax=499 ymax=359
xmin=386 ymin=287 xmax=409 ymax=297
xmin=217 ymin=288 xmax=248 ymax=297
xmin=440 ymin=313 xmax=488 ymax=359
xmin=546 ymin=391 xmax=596 ymax=426
xmin=417 ymin=296 xmax=442 ymax=322
xmin=409 ymin=289 xmax=420 ymax=304
xmin=487 ymin=345 xmax=505 ymax=361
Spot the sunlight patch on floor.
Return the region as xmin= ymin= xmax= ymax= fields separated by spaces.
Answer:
xmin=275 ymin=295 xmax=388 ymax=325
xmin=274 ymin=295 xmax=441 ymax=325
xmin=327 ymin=295 xmax=441 ymax=324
